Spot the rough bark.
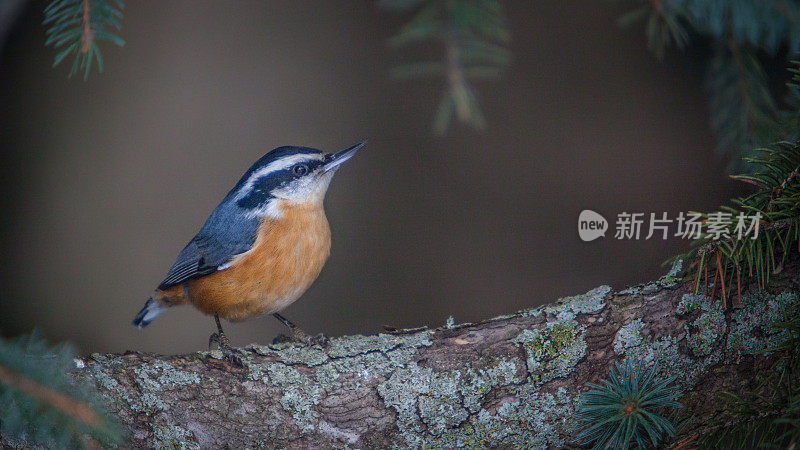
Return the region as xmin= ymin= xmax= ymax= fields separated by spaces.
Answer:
xmin=8 ymin=260 xmax=800 ymax=448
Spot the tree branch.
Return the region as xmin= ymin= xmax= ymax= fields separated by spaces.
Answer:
xmin=3 ymin=259 xmax=800 ymax=448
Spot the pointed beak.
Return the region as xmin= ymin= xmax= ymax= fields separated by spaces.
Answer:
xmin=323 ymin=141 xmax=364 ymax=172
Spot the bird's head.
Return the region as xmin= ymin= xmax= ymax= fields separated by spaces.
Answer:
xmin=230 ymin=142 xmax=363 ymax=218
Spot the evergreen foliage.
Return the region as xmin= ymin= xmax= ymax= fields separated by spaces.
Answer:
xmin=670 ymin=56 xmax=800 ymax=303
xmin=574 ymin=361 xmax=682 ymax=449
xmin=0 ymin=331 xmax=120 ymax=448
xmin=380 ymin=0 xmax=511 ymax=135
xmin=672 ymin=141 xmax=800 ymax=304
xmin=667 ymin=60 xmax=800 ymax=446
xmin=43 ymin=0 xmax=124 ymax=80
xmin=617 ymin=0 xmax=800 ymax=168
xmin=780 ymin=60 xmax=800 ymax=140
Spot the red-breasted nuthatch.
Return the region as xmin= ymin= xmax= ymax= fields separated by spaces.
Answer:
xmin=132 ymin=142 xmax=363 ymax=349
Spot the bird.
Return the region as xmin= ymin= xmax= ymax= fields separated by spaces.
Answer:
xmin=132 ymin=142 xmax=363 ymax=351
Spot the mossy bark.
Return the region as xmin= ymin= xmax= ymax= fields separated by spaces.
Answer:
xmin=7 ymin=260 xmax=800 ymax=448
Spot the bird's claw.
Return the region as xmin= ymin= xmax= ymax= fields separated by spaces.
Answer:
xmin=307 ymin=332 xmax=329 ymax=347
xmin=272 ymin=330 xmax=328 ymax=347
xmin=209 ymin=332 xmax=245 ymax=366
xmin=271 ymin=333 xmax=292 ymax=345
xmin=208 ymin=331 xmax=231 ymax=350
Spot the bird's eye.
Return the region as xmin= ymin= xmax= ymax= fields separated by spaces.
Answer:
xmin=292 ymin=164 xmax=309 ymax=176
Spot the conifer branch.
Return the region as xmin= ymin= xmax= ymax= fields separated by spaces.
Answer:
xmin=0 ymin=363 xmax=102 ymax=430
xmin=617 ymin=0 xmax=689 ymax=59
xmin=574 ymin=362 xmax=682 ymax=449
xmin=43 ymin=0 xmax=124 ymax=80
xmin=81 ymin=0 xmax=92 ymax=53
xmin=706 ymin=41 xmax=778 ymax=165
xmin=672 ymin=141 xmax=800 ymax=298
xmin=617 ymin=0 xmax=800 ymax=169
xmin=381 ymin=0 xmax=510 ymax=135
xmin=0 ymin=333 xmax=120 ymax=448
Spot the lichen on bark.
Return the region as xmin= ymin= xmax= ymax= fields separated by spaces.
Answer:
xmin=3 ymin=260 xmax=799 ymax=448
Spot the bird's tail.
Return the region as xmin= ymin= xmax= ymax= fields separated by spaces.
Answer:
xmin=132 ymin=297 xmax=167 ymax=329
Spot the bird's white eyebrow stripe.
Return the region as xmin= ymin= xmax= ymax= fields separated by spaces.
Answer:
xmin=235 ymin=153 xmax=324 ymax=200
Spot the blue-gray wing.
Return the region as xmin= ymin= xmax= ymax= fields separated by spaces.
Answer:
xmin=158 ymin=202 xmax=260 ymax=290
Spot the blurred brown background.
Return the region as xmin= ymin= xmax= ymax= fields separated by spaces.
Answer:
xmin=0 ymin=1 xmax=743 ymax=355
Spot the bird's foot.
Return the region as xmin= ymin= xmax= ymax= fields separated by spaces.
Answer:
xmin=208 ymin=330 xmax=232 ymax=351
xmin=270 ymin=313 xmax=327 ymax=347
xmin=272 ymin=329 xmax=328 ymax=347
xmin=209 ymin=332 xmax=244 ymax=366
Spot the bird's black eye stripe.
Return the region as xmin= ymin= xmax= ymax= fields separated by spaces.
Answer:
xmin=291 ymin=160 xmax=325 ymax=176
xmin=236 ymin=158 xmax=325 ymax=209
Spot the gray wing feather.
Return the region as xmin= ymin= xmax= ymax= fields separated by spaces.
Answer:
xmin=158 ymin=201 xmax=260 ymax=289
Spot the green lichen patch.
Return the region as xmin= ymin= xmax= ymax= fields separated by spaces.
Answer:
xmin=244 ymin=358 xmax=328 ymax=432
xmin=137 ymin=393 xmax=168 ymax=412
xmin=319 ymin=351 xmax=392 ymax=388
xmin=544 ymin=286 xmax=611 ymax=321
xmin=613 ymin=292 xmax=728 ymax=391
xmin=307 ymin=333 xmax=430 ymax=390
xmin=253 ymin=331 xmax=437 ymax=407
xmin=89 ymin=363 xmax=146 ymax=412
xmin=673 ymin=291 xmax=797 ymax=359
xmin=377 ymin=357 xmax=527 ymax=446
xmin=686 ymin=307 xmax=726 ymax=356
xmin=245 ymin=359 xmax=327 ymax=432
xmin=258 ymin=363 xmax=324 ymax=431
xmin=639 ymin=275 xmax=682 ymax=294
xmin=417 ymin=374 xmax=470 ymax=435
xmin=727 ymin=291 xmax=799 ymax=355
xmin=377 ymin=363 xmax=443 ymax=444
xmin=513 ymin=320 xmax=587 ymax=385
xmin=458 ymin=359 xmax=521 ymax=414
xmin=676 ymin=293 xmax=706 ymax=315
xmin=90 ymin=353 xmax=125 ymax=367
xmin=614 ymin=320 xmax=647 ymax=355
xmin=609 ymin=296 xmax=718 ymax=391
xmin=313 ymin=362 xmax=341 ymax=385
xmin=90 ymin=364 xmax=121 ymax=393
xmin=666 ymin=259 xmax=683 ymax=277
xmin=614 ymin=291 xmax=800 ymax=394
xmin=675 ymin=294 xmax=727 ymax=357
xmin=89 ymin=362 xmax=170 ymax=413
xmin=134 ymin=360 xmax=200 ymax=389
xmin=434 ymin=385 xmax=576 ymax=448
xmin=246 ymin=343 xmax=330 ymax=367
xmin=279 ymin=383 xmax=323 ymax=432
xmin=246 ymin=362 xmax=272 ymax=382
xmin=326 ymin=332 xmax=432 ymax=358
xmin=121 ymin=360 xmax=203 ymax=412
xmin=267 ymin=363 xmax=308 ymax=386
xmin=152 ymin=423 xmax=199 ymax=450
xmin=620 ymin=261 xmax=683 ymax=296
xmin=508 ymin=286 xmax=610 ymax=321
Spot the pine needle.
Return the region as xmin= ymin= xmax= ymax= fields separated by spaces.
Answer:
xmin=381 ymin=0 xmax=510 ymax=135
xmin=0 ymin=332 xmax=121 ymax=447
xmin=43 ymin=0 xmax=125 ymax=80
xmin=674 ymin=142 xmax=800 ymax=293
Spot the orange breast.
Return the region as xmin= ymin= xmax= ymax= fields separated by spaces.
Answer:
xmin=185 ymin=201 xmax=331 ymax=320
